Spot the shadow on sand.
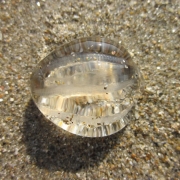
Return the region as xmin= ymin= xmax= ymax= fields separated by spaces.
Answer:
xmin=22 ymin=99 xmax=126 ymax=172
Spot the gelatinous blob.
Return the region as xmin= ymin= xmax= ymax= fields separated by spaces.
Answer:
xmin=30 ymin=36 xmax=142 ymax=137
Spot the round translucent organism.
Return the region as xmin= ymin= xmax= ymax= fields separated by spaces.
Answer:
xmin=30 ymin=36 xmax=141 ymax=137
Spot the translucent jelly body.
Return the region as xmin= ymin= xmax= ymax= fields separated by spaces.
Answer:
xmin=30 ymin=37 xmax=140 ymax=137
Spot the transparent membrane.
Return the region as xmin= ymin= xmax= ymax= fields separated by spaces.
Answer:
xmin=30 ymin=36 xmax=141 ymax=137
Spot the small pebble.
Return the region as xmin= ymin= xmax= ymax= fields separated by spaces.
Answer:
xmin=36 ymin=2 xmax=40 ymax=6
xmin=10 ymin=98 xmax=14 ymax=102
